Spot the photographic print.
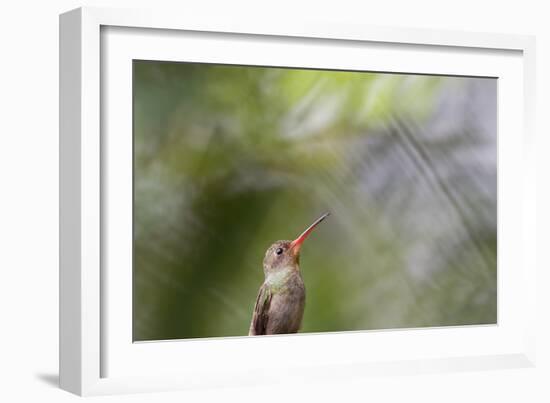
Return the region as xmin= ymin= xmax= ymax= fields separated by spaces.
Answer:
xmin=132 ymin=61 xmax=496 ymax=341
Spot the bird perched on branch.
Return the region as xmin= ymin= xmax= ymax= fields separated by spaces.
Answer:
xmin=249 ymin=213 xmax=330 ymax=336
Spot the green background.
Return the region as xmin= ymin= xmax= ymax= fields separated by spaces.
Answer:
xmin=133 ymin=61 xmax=497 ymax=341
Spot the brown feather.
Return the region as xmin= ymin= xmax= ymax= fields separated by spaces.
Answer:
xmin=249 ymin=284 xmax=272 ymax=335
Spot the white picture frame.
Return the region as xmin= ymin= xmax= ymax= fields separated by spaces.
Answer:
xmin=59 ymin=6 xmax=537 ymax=396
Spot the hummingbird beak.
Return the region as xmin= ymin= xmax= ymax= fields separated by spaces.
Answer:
xmin=289 ymin=212 xmax=330 ymax=256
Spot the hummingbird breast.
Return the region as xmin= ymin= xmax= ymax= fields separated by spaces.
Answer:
xmin=265 ymin=272 xmax=306 ymax=334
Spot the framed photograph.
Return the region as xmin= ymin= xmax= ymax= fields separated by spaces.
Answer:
xmin=59 ymin=7 xmax=537 ymax=396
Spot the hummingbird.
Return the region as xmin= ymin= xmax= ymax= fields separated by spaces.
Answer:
xmin=248 ymin=212 xmax=330 ymax=336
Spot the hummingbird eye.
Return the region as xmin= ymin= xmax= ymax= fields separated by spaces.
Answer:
xmin=275 ymin=247 xmax=284 ymax=255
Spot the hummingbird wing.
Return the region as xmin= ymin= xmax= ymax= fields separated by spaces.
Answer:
xmin=249 ymin=283 xmax=272 ymax=336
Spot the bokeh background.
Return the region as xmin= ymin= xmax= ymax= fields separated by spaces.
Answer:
xmin=133 ymin=61 xmax=496 ymax=341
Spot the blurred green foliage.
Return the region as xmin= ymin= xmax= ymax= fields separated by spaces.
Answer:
xmin=133 ymin=61 xmax=496 ymax=341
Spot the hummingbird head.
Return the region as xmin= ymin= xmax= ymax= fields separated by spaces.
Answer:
xmin=262 ymin=212 xmax=329 ymax=276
